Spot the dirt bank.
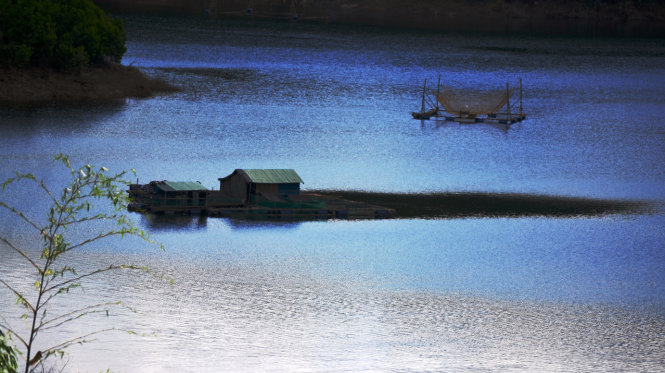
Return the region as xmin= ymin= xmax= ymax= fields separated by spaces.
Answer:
xmin=93 ymin=0 xmax=665 ymax=37
xmin=0 ymin=63 xmax=177 ymax=106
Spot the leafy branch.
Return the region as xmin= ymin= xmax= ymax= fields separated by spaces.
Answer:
xmin=0 ymin=154 xmax=162 ymax=372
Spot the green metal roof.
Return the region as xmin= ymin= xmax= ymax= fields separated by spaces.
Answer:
xmin=240 ymin=169 xmax=304 ymax=184
xmin=155 ymin=181 xmax=208 ymax=192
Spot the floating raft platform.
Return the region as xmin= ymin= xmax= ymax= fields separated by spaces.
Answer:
xmin=440 ymin=112 xmax=527 ymax=125
xmin=127 ymin=178 xmax=394 ymax=221
xmin=129 ymin=192 xmax=394 ymax=220
xmin=206 ymin=203 xmax=393 ymax=220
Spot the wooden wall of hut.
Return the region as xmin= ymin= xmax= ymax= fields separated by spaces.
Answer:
xmin=219 ymin=173 xmax=250 ymax=204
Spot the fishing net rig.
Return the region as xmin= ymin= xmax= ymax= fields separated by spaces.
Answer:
xmin=413 ymin=76 xmax=525 ymax=124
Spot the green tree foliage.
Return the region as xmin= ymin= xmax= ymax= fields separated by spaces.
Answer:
xmin=0 ymin=154 xmax=161 ymax=372
xmin=0 ymin=0 xmax=126 ymax=69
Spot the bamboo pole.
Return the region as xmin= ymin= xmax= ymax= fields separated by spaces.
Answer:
xmin=425 ymin=95 xmax=437 ymax=109
xmin=506 ymin=82 xmax=511 ymax=122
xmin=425 ymin=96 xmax=434 ymax=107
xmin=421 ymin=79 xmax=427 ymax=112
xmin=435 ymin=75 xmax=441 ymax=114
xmin=519 ymin=77 xmax=523 ymax=117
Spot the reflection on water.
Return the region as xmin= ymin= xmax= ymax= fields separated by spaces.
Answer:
xmin=223 ymin=218 xmax=303 ymax=230
xmin=419 ymin=117 xmax=514 ymax=133
xmin=140 ymin=213 xmax=210 ymax=231
xmin=1 ymin=14 xmax=665 ymax=372
xmin=139 ymin=213 xmax=306 ymax=231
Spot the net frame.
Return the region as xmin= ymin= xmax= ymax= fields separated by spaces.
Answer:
xmin=435 ymin=85 xmax=518 ymax=117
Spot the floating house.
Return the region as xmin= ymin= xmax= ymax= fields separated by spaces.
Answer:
xmin=128 ymin=169 xmax=393 ymax=220
xmin=128 ymin=181 xmax=209 ymax=214
xmin=218 ymin=169 xmax=304 ymax=205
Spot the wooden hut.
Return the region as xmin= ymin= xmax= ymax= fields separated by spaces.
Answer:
xmin=148 ymin=181 xmax=209 ymax=213
xmin=218 ymin=169 xmax=304 ymax=205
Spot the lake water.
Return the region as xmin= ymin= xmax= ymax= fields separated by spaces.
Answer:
xmin=1 ymin=15 xmax=665 ymax=372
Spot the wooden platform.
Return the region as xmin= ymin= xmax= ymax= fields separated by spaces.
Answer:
xmin=438 ymin=113 xmax=527 ymax=125
xmin=127 ymin=189 xmax=394 ymax=220
xmin=205 ymin=206 xmax=392 ymax=220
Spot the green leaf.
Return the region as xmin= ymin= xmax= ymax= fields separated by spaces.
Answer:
xmin=0 ymin=330 xmax=19 ymax=373
xmin=1 ymin=177 xmax=15 ymax=190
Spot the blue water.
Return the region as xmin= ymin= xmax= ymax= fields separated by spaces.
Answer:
xmin=1 ymin=15 xmax=665 ymax=372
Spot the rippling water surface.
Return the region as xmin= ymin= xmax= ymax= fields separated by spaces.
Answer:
xmin=1 ymin=15 xmax=665 ymax=372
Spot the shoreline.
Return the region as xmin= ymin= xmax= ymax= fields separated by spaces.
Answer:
xmin=93 ymin=0 xmax=665 ymax=37
xmin=0 ymin=63 xmax=178 ymax=107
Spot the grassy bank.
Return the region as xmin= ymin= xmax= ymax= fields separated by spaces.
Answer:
xmin=0 ymin=64 xmax=177 ymax=106
xmin=311 ymin=190 xmax=653 ymax=219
